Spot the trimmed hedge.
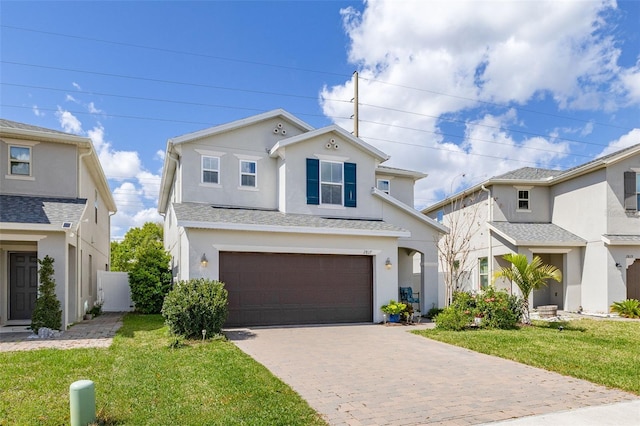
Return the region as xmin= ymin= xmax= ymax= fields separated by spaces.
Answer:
xmin=161 ymin=278 xmax=228 ymax=338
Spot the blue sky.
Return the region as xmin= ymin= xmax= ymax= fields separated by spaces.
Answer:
xmin=2 ymin=0 xmax=639 ymax=239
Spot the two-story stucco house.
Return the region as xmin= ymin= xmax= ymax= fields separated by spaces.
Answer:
xmin=423 ymin=143 xmax=640 ymax=314
xmin=0 ymin=119 xmax=116 ymax=329
xmin=158 ymin=109 xmax=447 ymax=326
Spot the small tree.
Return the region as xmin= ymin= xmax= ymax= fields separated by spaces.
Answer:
xmin=493 ymin=253 xmax=562 ymax=324
xmin=31 ymin=255 xmax=62 ymax=333
xmin=128 ymin=245 xmax=172 ymax=314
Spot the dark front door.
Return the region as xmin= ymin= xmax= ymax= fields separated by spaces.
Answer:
xmin=627 ymin=259 xmax=640 ymax=301
xmin=220 ymin=252 xmax=373 ymax=327
xmin=10 ymin=252 xmax=38 ymax=320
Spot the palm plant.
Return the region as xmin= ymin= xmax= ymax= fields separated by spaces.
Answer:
xmin=493 ymin=254 xmax=562 ymax=324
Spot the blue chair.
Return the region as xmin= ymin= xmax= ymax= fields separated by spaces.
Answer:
xmin=399 ymin=287 xmax=420 ymax=310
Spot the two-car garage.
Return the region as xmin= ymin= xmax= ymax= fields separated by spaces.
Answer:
xmin=220 ymin=252 xmax=373 ymax=327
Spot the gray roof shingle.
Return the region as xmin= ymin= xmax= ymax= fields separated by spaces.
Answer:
xmin=493 ymin=167 xmax=563 ymax=181
xmin=0 ymin=195 xmax=87 ymax=226
xmin=173 ymin=203 xmax=408 ymax=234
xmin=0 ymin=119 xmax=71 ymax=136
xmin=489 ymin=222 xmax=586 ymax=246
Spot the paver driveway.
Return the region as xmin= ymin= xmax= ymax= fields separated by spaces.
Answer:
xmin=227 ymin=323 xmax=637 ymax=426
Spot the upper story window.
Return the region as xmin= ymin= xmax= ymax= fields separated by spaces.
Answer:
xmin=624 ymin=171 xmax=640 ymax=212
xmin=479 ymin=257 xmax=488 ymax=289
xmin=94 ymin=189 xmax=99 ymax=224
xmin=202 ymin=156 xmax=220 ymax=184
xmin=377 ymin=179 xmax=390 ymax=194
xmin=306 ymin=158 xmax=356 ymax=207
xmin=516 ymin=188 xmax=530 ymax=211
xmin=9 ymin=145 xmax=31 ymax=176
xmin=240 ymin=160 xmax=257 ymax=187
xmin=321 ymin=161 xmax=343 ymax=205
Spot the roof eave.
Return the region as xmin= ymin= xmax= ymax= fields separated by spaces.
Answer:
xmin=372 ymin=187 xmax=449 ymax=234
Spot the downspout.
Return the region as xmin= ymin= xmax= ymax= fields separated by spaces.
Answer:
xmin=76 ymin=146 xmax=92 ymax=324
xmin=481 ymin=185 xmax=493 ymax=290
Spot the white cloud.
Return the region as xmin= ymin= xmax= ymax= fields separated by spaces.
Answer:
xmin=136 ymin=170 xmax=161 ymax=201
xmin=72 ymin=82 xmax=81 ymax=90
xmin=322 ymin=0 xmax=633 ymax=208
xmin=87 ymin=102 xmax=102 ymax=114
xmin=155 ymin=150 xmax=165 ymax=161
xmin=32 ymin=105 xmax=44 ymax=117
xmin=597 ymin=128 xmax=640 ymax=157
xmin=55 ymin=107 xmax=82 ymax=134
xmin=65 ymin=94 xmax=78 ymax=103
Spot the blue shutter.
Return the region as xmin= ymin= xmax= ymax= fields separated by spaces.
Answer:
xmin=306 ymin=158 xmax=320 ymax=205
xmin=344 ymin=162 xmax=357 ymax=207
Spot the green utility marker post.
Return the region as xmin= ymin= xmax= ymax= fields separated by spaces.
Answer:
xmin=69 ymin=380 xmax=96 ymax=426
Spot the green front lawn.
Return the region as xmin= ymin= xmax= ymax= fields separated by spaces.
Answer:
xmin=414 ymin=319 xmax=640 ymax=395
xmin=0 ymin=314 xmax=326 ymax=425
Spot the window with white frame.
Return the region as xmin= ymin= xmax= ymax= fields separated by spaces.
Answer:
xmin=479 ymin=257 xmax=488 ymax=289
xmin=624 ymin=171 xmax=640 ymax=211
xmin=9 ymin=145 xmax=31 ymax=176
xmin=377 ymin=179 xmax=390 ymax=194
xmin=517 ymin=189 xmax=530 ymax=210
xmin=240 ymin=160 xmax=257 ymax=187
xmin=202 ymin=156 xmax=220 ymax=184
xmin=321 ymin=160 xmax=343 ymax=205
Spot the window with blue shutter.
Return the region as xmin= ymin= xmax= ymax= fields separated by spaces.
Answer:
xmin=306 ymin=158 xmax=320 ymax=205
xmin=344 ymin=162 xmax=357 ymax=207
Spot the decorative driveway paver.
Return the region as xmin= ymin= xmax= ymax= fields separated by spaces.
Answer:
xmin=0 ymin=312 xmax=124 ymax=352
xmin=227 ymin=323 xmax=638 ymax=426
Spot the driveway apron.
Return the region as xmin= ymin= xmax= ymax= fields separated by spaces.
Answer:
xmin=228 ymin=323 xmax=637 ymax=426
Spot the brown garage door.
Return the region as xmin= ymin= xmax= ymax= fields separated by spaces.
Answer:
xmin=628 ymin=259 xmax=640 ymax=300
xmin=220 ymin=252 xmax=373 ymax=327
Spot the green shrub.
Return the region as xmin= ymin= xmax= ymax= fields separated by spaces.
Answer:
xmin=610 ymin=299 xmax=640 ymax=318
xmin=425 ymin=306 xmax=443 ymax=319
xmin=128 ymin=246 xmax=172 ymax=314
xmin=474 ymin=287 xmax=520 ymax=329
xmin=31 ymin=255 xmax=62 ymax=333
xmin=434 ymin=307 xmax=473 ymax=331
xmin=161 ymin=278 xmax=229 ymax=338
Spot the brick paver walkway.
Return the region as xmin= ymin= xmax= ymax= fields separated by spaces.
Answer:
xmin=0 ymin=312 xmax=124 ymax=352
xmin=228 ymin=323 xmax=638 ymax=426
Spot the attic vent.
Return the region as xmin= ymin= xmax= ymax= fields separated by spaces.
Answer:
xmin=273 ymin=123 xmax=287 ymax=135
xmin=62 ymin=222 xmax=73 ymax=229
xmin=325 ymin=138 xmax=339 ymax=150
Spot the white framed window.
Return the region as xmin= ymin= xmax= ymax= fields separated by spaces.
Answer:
xmin=94 ymin=189 xmax=99 ymax=224
xmin=9 ymin=145 xmax=31 ymax=176
xmin=321 ymin=160 xmax=343 ymax=205
xmin=202 ymin=156 xmax=220 ymax=184
xmin=240 ymin=160 xmax=257 ymax=187
xmin=377 ymin=179 xmax=390 ymax=194
xmin=479 ymin=257 xmax=488 ymax=289
xmin=517 ymin=189 xmax=530 ymax=211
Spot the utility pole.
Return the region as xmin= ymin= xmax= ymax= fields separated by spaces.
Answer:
xmin=353 ymin=71 xmax=359 ymax=137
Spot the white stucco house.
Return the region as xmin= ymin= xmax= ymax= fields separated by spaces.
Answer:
xmin=0 ymin=119 xmax=117 ymax=329
xmin=158 ymin=109 xmax=447 ymax=326
xmin=422 ymin=143 xmax=640 ymax=314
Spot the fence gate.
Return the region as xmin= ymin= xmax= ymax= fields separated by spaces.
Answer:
xmin=97 ymin=271 xmax=133 ymax=312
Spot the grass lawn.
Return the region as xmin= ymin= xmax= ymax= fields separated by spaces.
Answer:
xmin=0 ymin=314 xmax=326 ymax=425
xmin=414 ymin=319 xmax=640 ymax=395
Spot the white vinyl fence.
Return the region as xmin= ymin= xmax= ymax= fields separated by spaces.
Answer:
xmin=97 ymin=271 xmax=134 ymax=312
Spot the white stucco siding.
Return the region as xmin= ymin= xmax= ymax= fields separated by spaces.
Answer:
xmin=281 ymin=135 xmax=382 ymax=218
xmin=374 ymin=173 xmax=415 ymax=206
xmin=181 ymin=227 xmax=398 ymax=323
xmin=491 ymin=185 xmax=552 ymax=223
xmin=608 ymin=245 xmax=640 ymax=304
xmin=552 ymin=169 xmax=607 ymax=240
xmin=605 ymin=156 xmax=640 ymax=234
xmin=581 ymin=241 xmax=610 ymax=312
xmin=0 ymin=139 xmax=78 ymax=198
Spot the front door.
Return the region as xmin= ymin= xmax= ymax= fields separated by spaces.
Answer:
xmin=10 ymin=252 xmax=38 ymax=320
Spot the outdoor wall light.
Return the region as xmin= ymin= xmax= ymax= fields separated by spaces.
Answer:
xmin=385 ymin=257 xmax=392 ymax=270
xmin=200 ymin=253 xmax=208 ymax=267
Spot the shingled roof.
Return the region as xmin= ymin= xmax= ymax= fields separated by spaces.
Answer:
xmin=0 ymin=195 xmax=87 ymax=226
xmin=0 ymin=119 xmax=71 ymax=136
xmin=488 ymin=222 xmax=586 ymax=246
xmin=173 ymin=203 xmax=410 ymax=236
xmin=493 ymin=167 xmax=564 ymax=181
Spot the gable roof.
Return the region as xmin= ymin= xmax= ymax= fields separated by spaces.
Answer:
xmin=173 ymin=202 xmax=410 ymax=237
xmin=423 ymin=142 xmax=640 ymax=213
xmin=169 ymin=109 xmax=314 ymax=145
xmin=0 ymin=195 xmax=87 ymax=231
xmin=0 ymin=119 xmax=117 ymax=213
xmin=269 ymin=125 xmax=389 ymax=162
xmin=376 ymin=165 xmax=428 ymax=180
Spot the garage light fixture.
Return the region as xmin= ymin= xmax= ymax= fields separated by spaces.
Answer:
xmin=200 ymin=253 xmax=208 ymax=267
xmin=385 ymin=257 xmax=392 ymax=270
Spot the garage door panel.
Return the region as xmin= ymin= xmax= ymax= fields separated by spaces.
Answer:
xmin=221 ymin=252 xmax=372 ymax=327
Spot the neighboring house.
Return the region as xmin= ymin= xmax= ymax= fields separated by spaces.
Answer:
xmin=158 ymin=109 xmax=447 ymax=326
xmin=0 ymin=119 xmax=117 ymax=329
xmin=423 ymin=143 xmax=640 ymax=313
